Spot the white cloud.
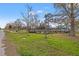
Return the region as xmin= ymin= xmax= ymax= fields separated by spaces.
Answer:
xmin=29 ymin=11 xmax=36 ymax=15
xmin=36 ymin=10 xmax=43 ymax=14
xmin=49 ymin=22 xmax=59 ymax=28
xmin=29 ymin=10 xmax=43 ymax=16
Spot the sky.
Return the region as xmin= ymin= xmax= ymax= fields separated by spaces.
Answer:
xmin=0 ymin=3 xmax=56 ymax=28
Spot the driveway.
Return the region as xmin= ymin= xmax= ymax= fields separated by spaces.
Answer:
xmin=0 ymin=30 xmax=6 ymax=56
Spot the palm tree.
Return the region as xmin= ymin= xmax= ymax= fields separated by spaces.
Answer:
xmin=54 ymin=3 xmax=79 ymax=36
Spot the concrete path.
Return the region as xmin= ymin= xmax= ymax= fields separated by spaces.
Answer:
xmin=0 ymin=30 xmax=6 ymax=56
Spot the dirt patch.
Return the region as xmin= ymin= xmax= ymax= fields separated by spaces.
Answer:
xmin=4 ymin=38 xmax=19 ymax=56
xmin=64 ymin=34 xmax=79 ymax=41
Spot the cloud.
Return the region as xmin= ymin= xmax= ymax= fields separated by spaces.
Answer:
xmin=29 ymin=11 xmax=36 ymax=15
xmin=29 ymin=10 xmax=43 ymax=16
xmin=36 ymin=10 xmax=43 ymax=14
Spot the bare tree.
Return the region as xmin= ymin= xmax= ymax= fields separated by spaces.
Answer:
xmin=21 ymin=4 xmax=32 ymax=31
xmin=44 ymin=13 xmax=53 ymax=39
xmin=21 ymin=4 xmax=40 ymax=32
xmin=14 ymin=19 xmax=23 ymax=32
xmin=54 ymin=3 xmax=79 ymax=36
xmin=5 ymin=22 xmax=15 ymax=31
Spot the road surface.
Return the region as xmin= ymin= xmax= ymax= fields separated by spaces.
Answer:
xmin=0 ymin=30 xmax=6 ymax=56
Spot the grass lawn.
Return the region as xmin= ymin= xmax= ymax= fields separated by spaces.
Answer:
xmin=5 ymin=30 xmax=79 ymax=56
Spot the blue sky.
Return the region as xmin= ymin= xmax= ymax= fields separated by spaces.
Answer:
xmin=0 ymin=3 xmax=56 ymax=28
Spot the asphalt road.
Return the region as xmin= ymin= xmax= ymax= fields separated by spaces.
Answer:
xmin=0 ymin=30 xmax=5 ymax=56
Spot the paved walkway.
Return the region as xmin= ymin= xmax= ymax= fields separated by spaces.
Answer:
xmin=0 ymin=30 xmax=6 ymax=56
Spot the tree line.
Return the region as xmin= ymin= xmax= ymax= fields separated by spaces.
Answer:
xmin=5 ymin=3 xmax=79 ymax=36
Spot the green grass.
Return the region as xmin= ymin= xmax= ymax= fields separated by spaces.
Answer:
xmin=5 ymin=30 xmax=79 ymax=56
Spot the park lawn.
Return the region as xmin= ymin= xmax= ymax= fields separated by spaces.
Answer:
xmin=5 ymin=31 xmax=79 ymax=56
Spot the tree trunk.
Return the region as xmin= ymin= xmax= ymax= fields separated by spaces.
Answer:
xmin=70 ymin=3 xmax=75 ymax=36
